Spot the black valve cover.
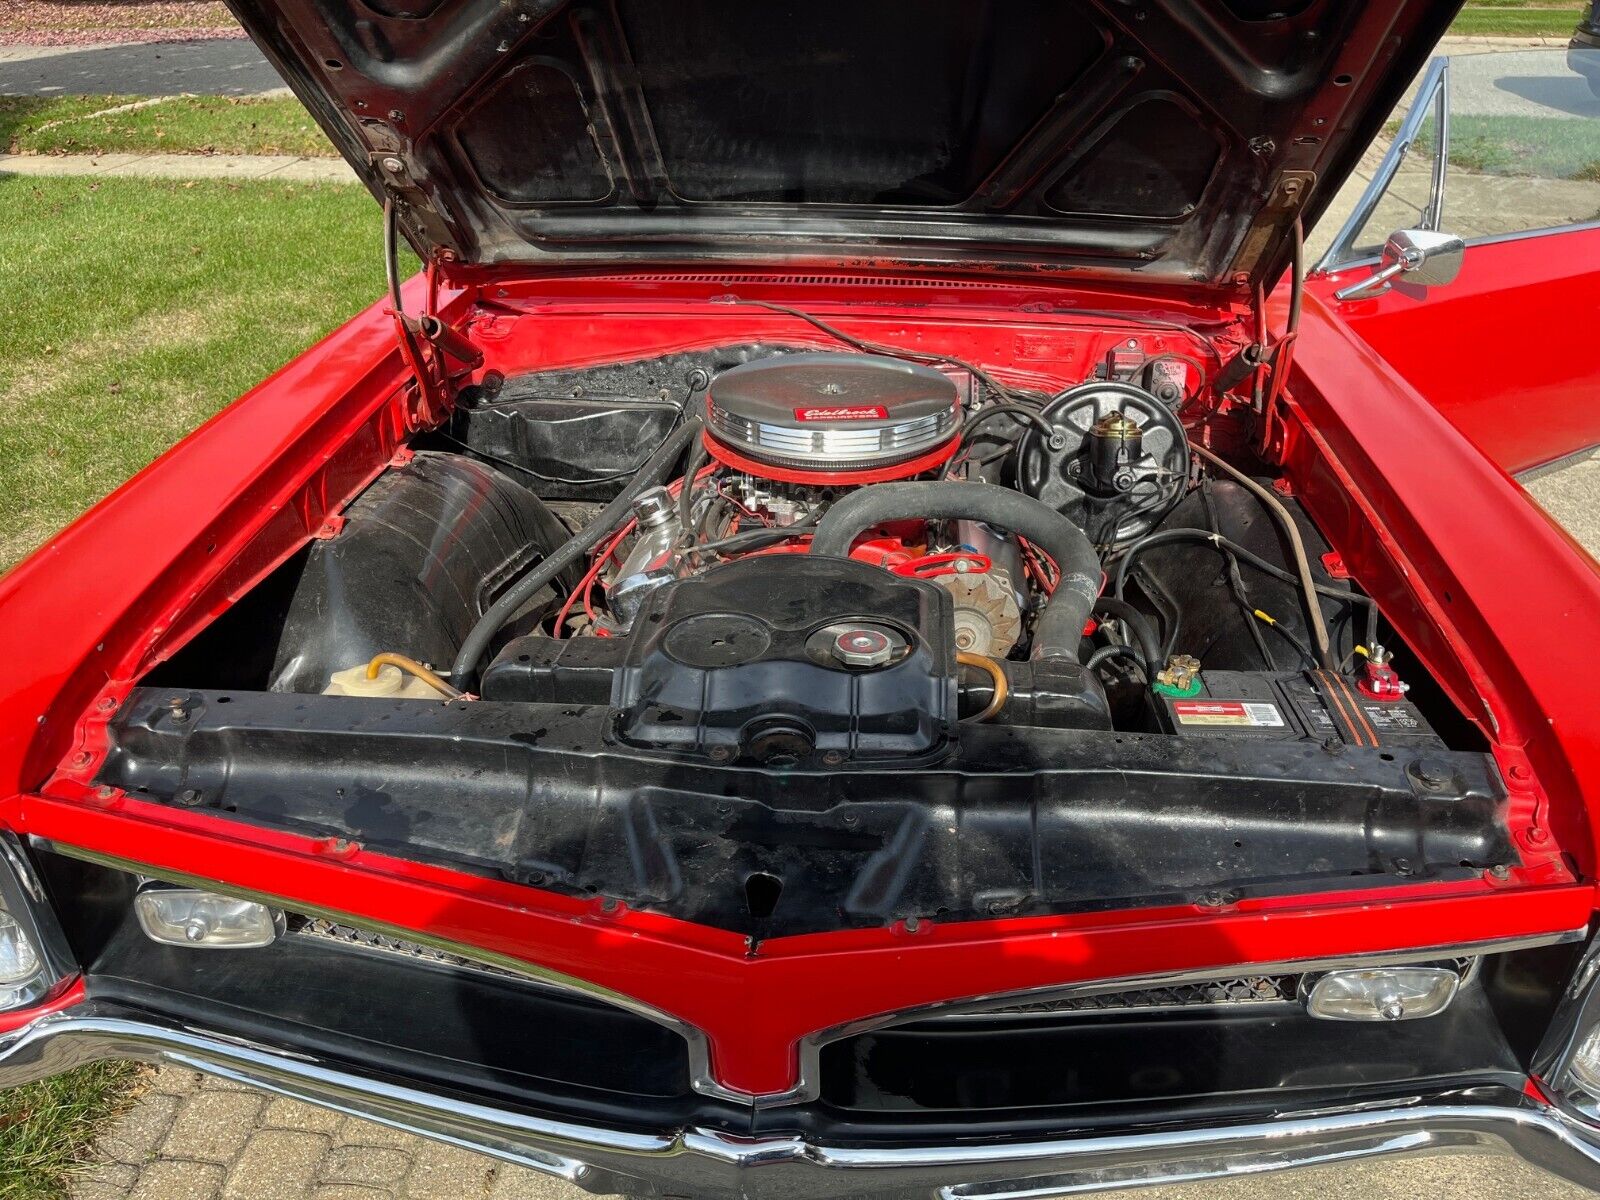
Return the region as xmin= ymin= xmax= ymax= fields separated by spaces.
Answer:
xmin=611 ymin=555 xmax=957 ymax=764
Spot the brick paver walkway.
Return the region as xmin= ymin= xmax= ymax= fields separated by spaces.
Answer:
xmin=73 ymin=1068 xmax=576 ymax=1200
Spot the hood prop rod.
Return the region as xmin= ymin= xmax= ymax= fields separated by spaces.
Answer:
xmin=384 ymin=198 xmax=481 ymax=427
xmin=1256 ymin=216 xmax=1305 ymax=459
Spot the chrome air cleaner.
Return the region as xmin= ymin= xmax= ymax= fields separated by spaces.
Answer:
xmin=703 ymin=353 xmax=961 ymax=482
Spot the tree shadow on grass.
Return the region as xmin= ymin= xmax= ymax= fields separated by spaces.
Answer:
xmin=0 ymin=97 xmax=64 ymax=154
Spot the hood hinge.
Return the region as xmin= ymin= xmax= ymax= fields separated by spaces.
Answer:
xmin=1233 ymin=171 xmax=1317 ymax=285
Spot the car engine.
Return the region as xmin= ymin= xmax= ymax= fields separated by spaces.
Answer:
xmin=459 ymin=351 xmax=1143 ymax=762
xmin=214 ymin=340 xmax=1444 ymax=763
xmin=132 ymin=332 xmax=1492 ymax=936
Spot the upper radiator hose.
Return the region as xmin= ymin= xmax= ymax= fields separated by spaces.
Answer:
xmin=809 ymin=482 xmax=1100 ymax=660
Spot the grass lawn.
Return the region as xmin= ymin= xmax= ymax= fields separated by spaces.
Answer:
xmin=0 ymin=173 xmax=404 ymax=1191
xmin=0 ymin=1063 xmax=144 ymax=1199
xmin=0 ymin=175 xmax=398 ymax=568
xmin=1449 ymin=2 xmax=1588 ymax=37
xmin=1397 ymin=112 xmax=1600 ymax=180
xmin=0 ymin=94 xmax=335 ymax=158
xmin=1449 ymin=113 xmax=1600 ymax=179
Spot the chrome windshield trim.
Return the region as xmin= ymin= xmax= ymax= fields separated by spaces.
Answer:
xmin=1314 ymin=56 xmax=1450 ymax=275
xmin=2 ymin=1002 xmax=1600 ymax=1200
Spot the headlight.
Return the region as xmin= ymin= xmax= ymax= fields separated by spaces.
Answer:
xmin=1568 ymin=1026 xmax=1600 ymax=1098
xmin=0 ymin=911 xmax=41 ymax=996
xmin=0 ymin=835 xmax=70 ymax=1011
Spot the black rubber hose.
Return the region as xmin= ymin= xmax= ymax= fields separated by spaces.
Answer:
xmin=942 ymin=404 xmax=1063 ymax=479
xmin=1112 ymin=528 xmax=1375 ymax=610
xmin=961 ymin=403 xmax=1059 ymax=443
xmin=808 ymin=482 xmax=1101 ymax=661
xmin=1091 ymin=597 xmax=1163 ymax=676
xmin=692 ymin=510 xmax=821 ymax=559
xmin=1087 ymin=643 xmax=1146 ymax=676
xmin=451 ymin=416 xmax=704 ymax=687
xmin=678 ymin=432 xmax=708 ymax=538
xmin=1132 ymin=563 xmax=1183 ymax=661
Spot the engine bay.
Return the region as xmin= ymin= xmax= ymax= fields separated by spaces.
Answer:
xmin=339 ymin=341 xmax=1444 ymax=757
xmin=116 ymin=313 xmax=1514 ymax=937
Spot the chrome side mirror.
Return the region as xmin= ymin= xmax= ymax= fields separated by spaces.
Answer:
xmin=1333 ymin=228 xmax=1465 ymax=302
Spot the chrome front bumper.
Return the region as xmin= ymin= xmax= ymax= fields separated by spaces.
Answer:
xmin=6 ymin=1001 xmax=1600 ymax=1199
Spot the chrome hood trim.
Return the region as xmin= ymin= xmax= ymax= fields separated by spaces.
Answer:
xmin=3 ymin=1001 xmax=1600 ymax=1200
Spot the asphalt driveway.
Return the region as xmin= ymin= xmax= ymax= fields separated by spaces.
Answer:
xmin=0 ymin=38 xmax=283 ymax=96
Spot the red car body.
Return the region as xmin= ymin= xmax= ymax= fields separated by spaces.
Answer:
xmin=3 ymin=265 xmax=1598 ymax=1094
xmin=3 ymin=3 xmax=1600 ymax=1196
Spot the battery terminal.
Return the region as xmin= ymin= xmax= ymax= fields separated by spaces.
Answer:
xmin=1153 ymin=654 xmax=1203 ymax=698
xmin=1356 ymin=642 xmax=1410 ymax=702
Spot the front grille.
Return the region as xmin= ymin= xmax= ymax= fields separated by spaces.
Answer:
xmin=291 ymin=914 xmax=1477 ymax=1030
xmin=288 ymin=915 xmax=534 ymax=983
xmin=996 ymin=975 xmax=1299 ymax=1014
xmin=937 ymin=957 xmax=1478 ymax=1020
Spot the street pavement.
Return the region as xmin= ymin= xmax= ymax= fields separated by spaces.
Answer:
xmin=1450 ymin=47 xmax=1600 ymax=119
xmin=0 ymin=38 xmax=284 ymax=96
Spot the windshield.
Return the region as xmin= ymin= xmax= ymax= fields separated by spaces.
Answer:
xmin=1312 ymin=46 xmax=1600 ymax=265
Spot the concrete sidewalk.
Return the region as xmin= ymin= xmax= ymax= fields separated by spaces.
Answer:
xmin=0 ymin=151 xmax=355 ymax=183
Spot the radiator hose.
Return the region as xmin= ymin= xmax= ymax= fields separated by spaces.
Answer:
xmin=451 ymin=416 xmax=704 ymax=688
xmin=808 ymin=482 xmax=1101 ymax=661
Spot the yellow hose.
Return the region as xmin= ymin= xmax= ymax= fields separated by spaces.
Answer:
xmin=365 ymin=653 xmax=462 ymax=699
xmin=958 ymin=651 xmax=1008 ymax=723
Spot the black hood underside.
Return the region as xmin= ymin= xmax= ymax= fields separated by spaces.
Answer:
xmin=230 ymin=0 xmax=1460 ymax=290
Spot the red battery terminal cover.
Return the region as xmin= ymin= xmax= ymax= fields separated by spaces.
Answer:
xmin=1357 ymin=644 xmax=1409 ymax=703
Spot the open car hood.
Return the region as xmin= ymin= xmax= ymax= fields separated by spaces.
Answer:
xmin=232 ymin=0 xmax=1458 ymax=292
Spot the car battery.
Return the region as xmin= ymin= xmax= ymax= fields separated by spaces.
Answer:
xmin=1155 ymin=669 xmax=1444 ymax=749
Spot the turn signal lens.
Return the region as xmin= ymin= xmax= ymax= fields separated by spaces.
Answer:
xmin=134 ymin=889 xmax=283 ymax=949
xmin=0 ymin=911 xmax=41 ymax=988
xmin=1304 ymin=967 xmax=1459 ymax=1022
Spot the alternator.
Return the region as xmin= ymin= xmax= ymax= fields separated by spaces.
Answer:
xmin=938 ymin=571 xmax=1023 ymax=658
